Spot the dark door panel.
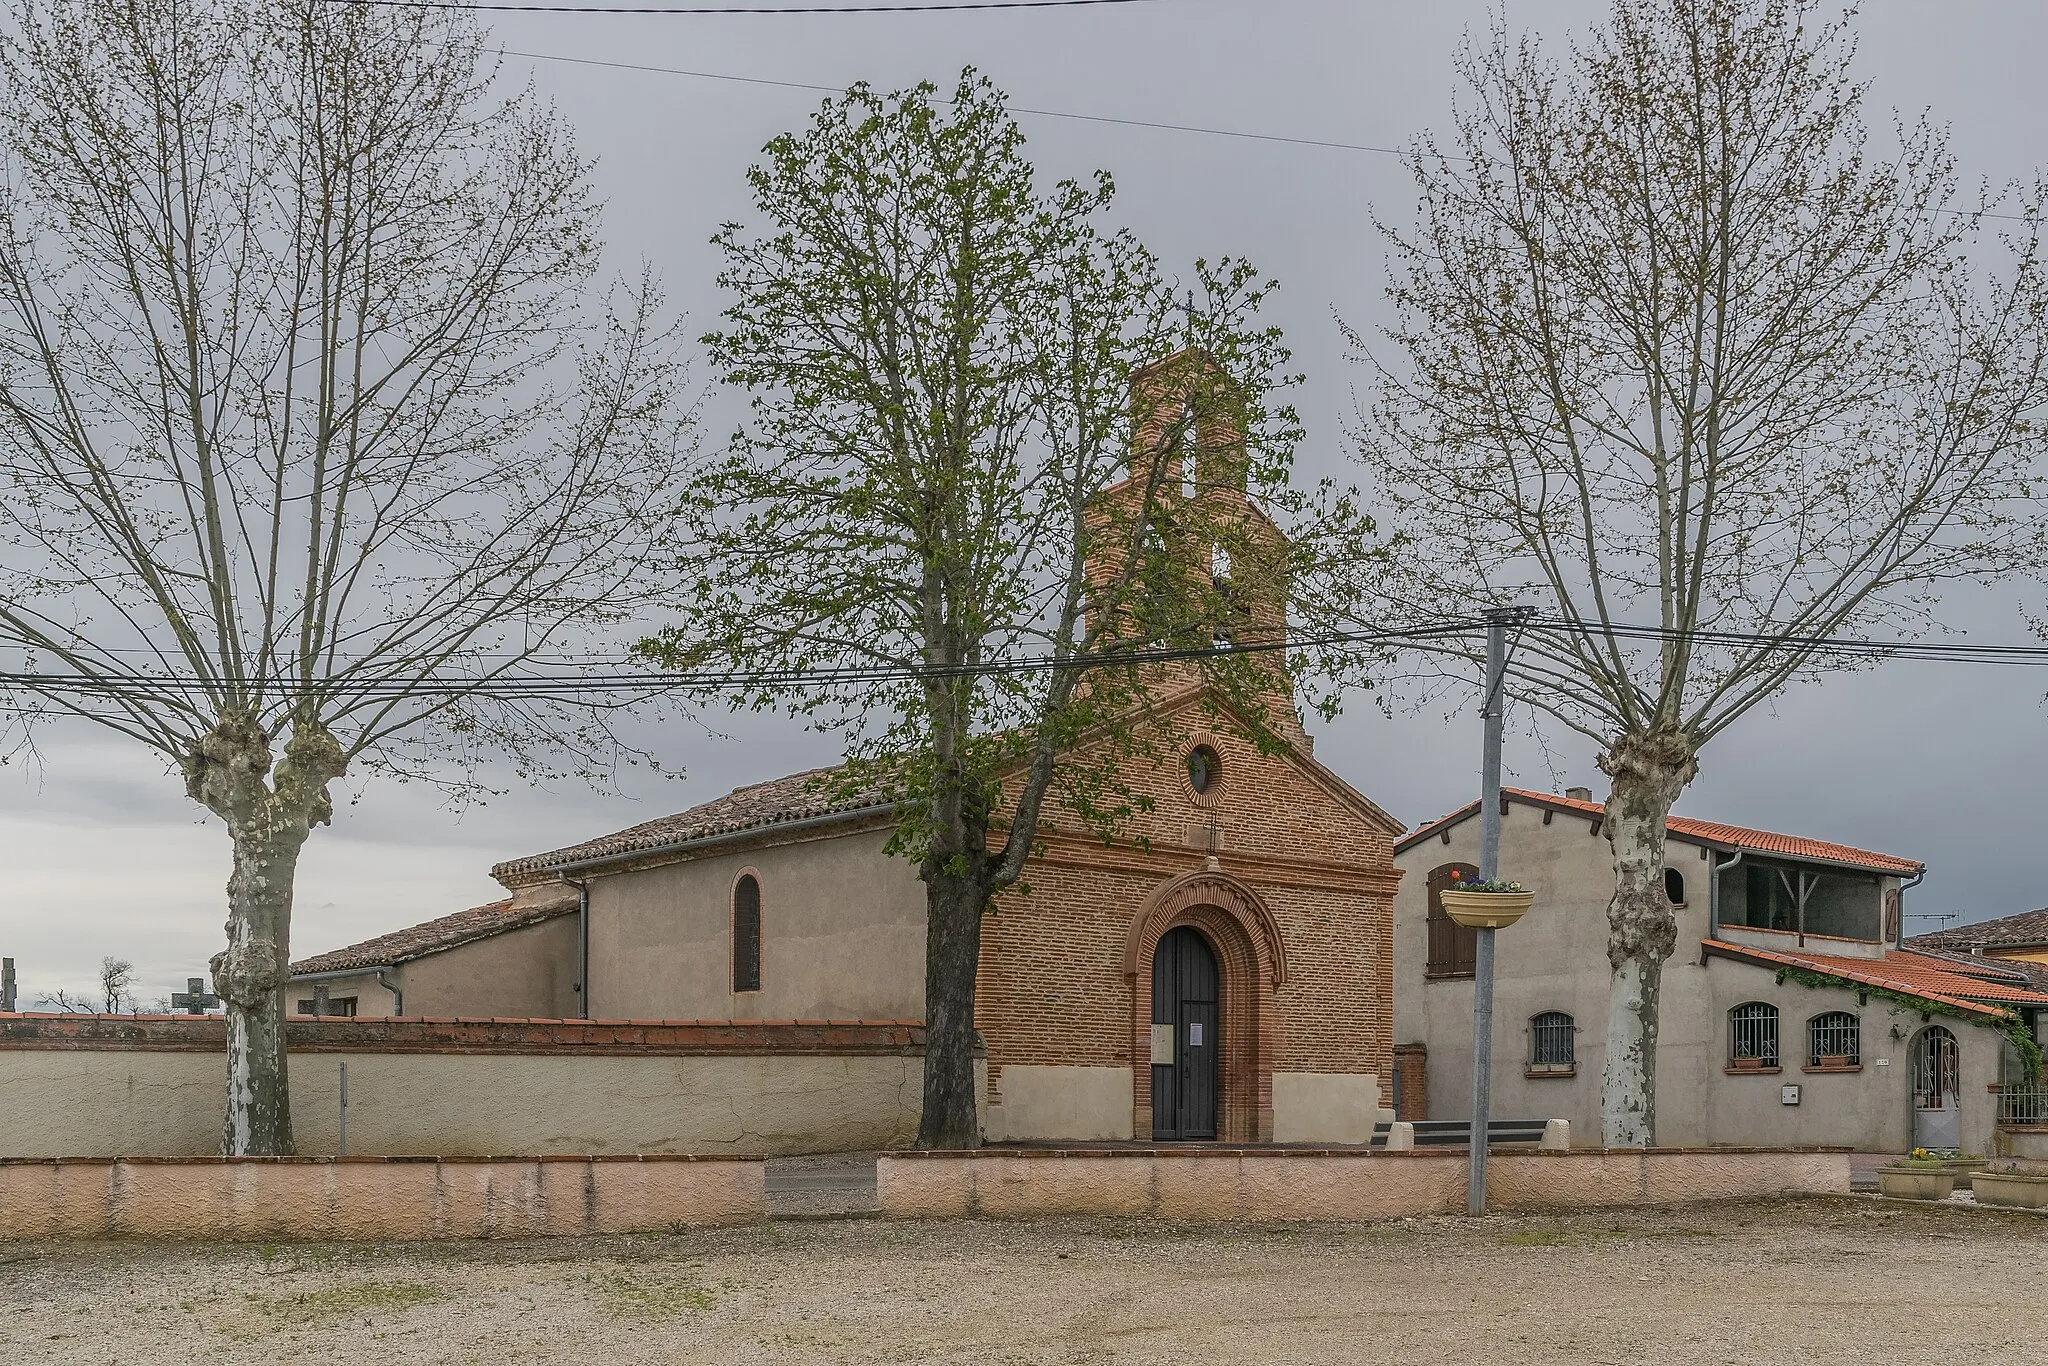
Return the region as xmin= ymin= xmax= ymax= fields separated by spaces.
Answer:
xmin=1151 ymin=926 xmax=1219 ymax=1140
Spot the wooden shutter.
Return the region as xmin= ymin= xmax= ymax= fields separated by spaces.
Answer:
xmin=1426 ymin=863 xmax=1480 ymax=978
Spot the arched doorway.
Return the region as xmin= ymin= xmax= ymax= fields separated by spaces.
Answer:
xmin=1911 ymin=1025 xmax=1961 ymax=1151
xmin=1151 ymin=926 xmax=1219 ymax=1140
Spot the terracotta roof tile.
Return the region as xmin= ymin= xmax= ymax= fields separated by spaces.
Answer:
xmin=1701 ymin=939 xmax=2048 ymax=1016
xmin=1908 ymin=906 xmax=2048 ymax=955
xmin=490 ymin=766 xmax=891 ymax=884
xmin=1399 ymin=788 xmax=1922 ymax=876
xmin=290 ymin=895 xmax=577 ymax=976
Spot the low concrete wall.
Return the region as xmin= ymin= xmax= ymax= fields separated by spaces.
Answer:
xmin=0 ymin=1156 xmax=760 ymax=1240
xmin=877 ymin=1146 xmax=1850 ymax=1221
xmin=0 ymin=1014 xmax=932 ymax=1158
xmin=1996 ymin=1128 xmax=2048 ymax=1161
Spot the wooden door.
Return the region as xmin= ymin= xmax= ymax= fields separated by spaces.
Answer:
xmin=1152 ymin=926 xmax=1220 ymax=1140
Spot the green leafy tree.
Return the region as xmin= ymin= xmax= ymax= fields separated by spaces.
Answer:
xmin=640 ymin=72 xmax=1323 ymax=1147
xmin=1353 ymin=0 xmax=2048 ymax=1144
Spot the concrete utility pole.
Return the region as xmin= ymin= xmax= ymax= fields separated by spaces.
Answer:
xmin=1467 ymin=608 xmax=1516 ymax=1216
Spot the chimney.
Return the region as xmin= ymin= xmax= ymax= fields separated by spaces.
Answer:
xmin=1565 ymin=786 xmax=1593 ymax=803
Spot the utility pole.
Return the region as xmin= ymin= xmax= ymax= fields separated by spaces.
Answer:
xmin=1467 ymin=607 xmax=1518 ymax=1215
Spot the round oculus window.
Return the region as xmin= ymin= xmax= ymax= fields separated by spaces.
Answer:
xmin=1187 ymin=744 xmax=1221 ymax=795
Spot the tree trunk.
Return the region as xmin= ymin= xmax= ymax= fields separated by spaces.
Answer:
xmin=916 ymin=866 xmax=988 ymax=1149
xmin=1596 ymin=729 xmax=1698 ymax=1148
xmin=185 ymin=709 xmax=344 ymax=1156
xmin=213 ymin=819 xmax=311 ymax=1155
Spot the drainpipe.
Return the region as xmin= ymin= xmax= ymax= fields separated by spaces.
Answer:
xmin=1895 ymin=869 xmax=1926 ymax=949
xmin=564 ymin=875 xmax=590 ymax=1020
xmin=374 ymin=967 xmax=403 ymax=1017
xmin=1709 ymin=849 xmax=1745 ymax=942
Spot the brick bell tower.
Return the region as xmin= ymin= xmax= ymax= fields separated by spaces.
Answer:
xmin=1082 ymin=348 xmax=1307 ymax=746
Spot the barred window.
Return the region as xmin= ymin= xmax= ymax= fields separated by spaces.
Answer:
xmin=1530 ymin=1011 xmax=1575 ymax=1068
xmin=1807 ymin=1011 xmax=1860 ymax=1067
xmin=731 ymin=873 xmax=762 ymax=994
xmin=1729 ymin=1002 xmax=1779 ymax=1067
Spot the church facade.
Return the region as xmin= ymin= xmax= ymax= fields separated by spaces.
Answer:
xmin=289 ymin=357 xmax=1407 ymax=1147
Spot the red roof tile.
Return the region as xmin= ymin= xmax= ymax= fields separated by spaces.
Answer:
xmin=1398 ymin=788 xmax=1922 ymax=876
xmin=1702 ymin=940 xmax=2048 ymax=1017
xmin=490 ymin=766 xmax=890 ymax=884
xmin=290 ymin=894 xmax=578 ymax=976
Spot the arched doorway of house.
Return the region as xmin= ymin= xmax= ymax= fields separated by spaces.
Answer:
xmin=1151 ymin=926 xmax=1219 ymax=1140
xmin=1910 ymin=1025 xmax=1961 ymax=1151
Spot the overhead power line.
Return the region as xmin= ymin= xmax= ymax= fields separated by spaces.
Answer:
xmin=334 ymin=0 xmax=1148 ymax=12
xmin=495 ymin=49 xmax=1410 ymax=156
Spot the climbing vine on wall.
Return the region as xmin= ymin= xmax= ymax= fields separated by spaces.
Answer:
xmin=1771 ymin=965 xmax=2043 ymax=1080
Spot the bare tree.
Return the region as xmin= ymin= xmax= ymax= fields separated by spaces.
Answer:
xmin=98 ymin=956 xmax=134 ymax=1014
xmin=640 ymin=73 xmax=1324 ymax=1147
xmin=1353 ymin=0 xmax=2048 ymax=1143
xmin=0 ymin=0 xmax=686 ymax=1153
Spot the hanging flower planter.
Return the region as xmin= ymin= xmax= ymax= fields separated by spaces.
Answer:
xmin=1439 ymin=873 xmax=1535 ymax=929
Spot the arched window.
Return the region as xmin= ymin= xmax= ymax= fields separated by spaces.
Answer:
xmin=731 ymin=873 xmax=762 ymax=994
xmin=1664 ymin=866 xmax=1685 ymax=906
xmin=1728 ymin=1002 xmax=1779 ymax=1068
xmin=1529 ymin=1011 xmax=1575 ymax=1069
xmin=1807 ymin=1011 xmax=1860 ymax=1068
xmin=1179 ymin=400 xmax=1199 ymax=500
xmin=1425 ymin=863 xmax=1480 ymax=979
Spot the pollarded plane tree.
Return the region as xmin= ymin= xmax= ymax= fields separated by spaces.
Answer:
xmin=637 ymin=72 xmax=1348 ymax=1148
xmin=0 ymin=0 xmax=688 ymax=1154
xmin=1351 ymin=0 xmax=2048 ymax=1143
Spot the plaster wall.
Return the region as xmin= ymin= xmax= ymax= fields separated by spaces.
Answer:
xmin=0 ymin=1156 xmax=760 ymax=1240
xmin=0 ymin=1048 xmax=925 ymax=1158
xmin=984 ymin=1065 xmax=1134 ymax=1142
xmin=876 ymin=1147 xmax=1849 ymax=1221
xmin=1270 ymin=1071 xmax=1390 ymax=1144
xmin=1395 ymin=803 xmax=1999 ymax=1152
xmin=584 ymin=826 xmax=927 ymax=1021
xmin=287 ymin=915 xmax=580 ymax=1019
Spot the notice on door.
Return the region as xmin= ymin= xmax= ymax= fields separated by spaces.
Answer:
xmin=1188 ymin=1022 xmax=1203 ymax=1047
xmin=1150 ymin=1023 xmax=1174 ymax=1065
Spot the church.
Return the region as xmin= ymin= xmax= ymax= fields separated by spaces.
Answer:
xmin=289 ymin=358 xmax=1407 ymax=1147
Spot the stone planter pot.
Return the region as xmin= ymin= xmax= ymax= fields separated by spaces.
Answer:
xmin=1971 ymin=1170 xmax=2048 ymax=1210
xmin=1440 ymin=889 xmax=1535 ymax=929
xmin=1876 ymin=1167 xmax=1958 ymax=1200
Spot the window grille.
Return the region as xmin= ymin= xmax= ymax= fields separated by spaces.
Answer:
xmin=1728 ymin=1002 xmax=1779 ymax=1066
xmin=1530 ymin=1011 xmax=1575 ymax=1067
xmin=1807 ymin=1011 xmax=1860 ymax=1066
xmin=731 ymin=874 xmax=762 ymax=994
xmin=1425 ymin=863 xmax=1479 ymax=978
xmin=1998 ymin=1035 xmax=2042 ymax=1125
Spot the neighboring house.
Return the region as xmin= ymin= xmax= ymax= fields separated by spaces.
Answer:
xmin=1910 ymin=907 xmax=2048 ymax=970
xmin=1394 ymin=788 xmax=2048 ymax=1155
xmin=287 ymin=891 xmax=579 ymax=1019
xmin=288 ymin=357 xmax=1408 ymax=1148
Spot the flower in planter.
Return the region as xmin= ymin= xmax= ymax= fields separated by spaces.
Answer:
xmin=1447 ymin=869 xmax=1526 ymax=893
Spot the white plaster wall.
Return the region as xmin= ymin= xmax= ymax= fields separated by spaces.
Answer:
xmin=1270 ymin=1071 xmax=1391 ymax=1144
xmin=0 ymin=1049 xmax=928 ymax=1158
xmin=585 ymin=826 xmax=928 ymax=1021
xmin=985 ymin=1065 xmax=1134 ymax=1142
xmin=1394 ymin=800 xmax=2004 ymax=1152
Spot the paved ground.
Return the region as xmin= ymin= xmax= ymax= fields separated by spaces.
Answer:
xmin=4 ymin=1197 xmax=2042 ymax=1365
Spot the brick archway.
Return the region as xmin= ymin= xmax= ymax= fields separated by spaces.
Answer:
xmin=1125 ymin=864 xmax=1283 ymax=1141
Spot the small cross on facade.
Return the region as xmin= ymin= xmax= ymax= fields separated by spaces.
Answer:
xmin=170 ymin=976 xmax=220 ymax=1015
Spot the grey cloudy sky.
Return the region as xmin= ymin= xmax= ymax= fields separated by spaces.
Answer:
xmin=5 ymin=0 xmax=2046 ymax=1004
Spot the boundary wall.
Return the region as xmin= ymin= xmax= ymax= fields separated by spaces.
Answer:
xmin=878 ymin=1146 xmax=1851 ymax=1220
xmin=0 ymin=1014 xmax=937 ymax=1158
xmin=0 ymin=1155 xmax=760 ymax=1240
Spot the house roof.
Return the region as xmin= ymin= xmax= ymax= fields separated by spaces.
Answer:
xmin=1907 ymin=906 xmax=2048 ymax=955
xmin=490 ymin=766 xmax=892 ymax=884
xmin=1398 ymin=788 xmax=1923 ymax=876
xmin=1701 ymin=939 xmax=2048 ymax=1018
xmin=493 ymin=688 xmax=1404 ymax=887
xmin=289 ymin=894 xmax=578 ymax=976
xmin=1905 ymin=943 xmax=2048 ymax=995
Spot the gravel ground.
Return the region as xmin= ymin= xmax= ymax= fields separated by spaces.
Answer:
xmin=3 ymin=1197 xmax=2042 ymax=1365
